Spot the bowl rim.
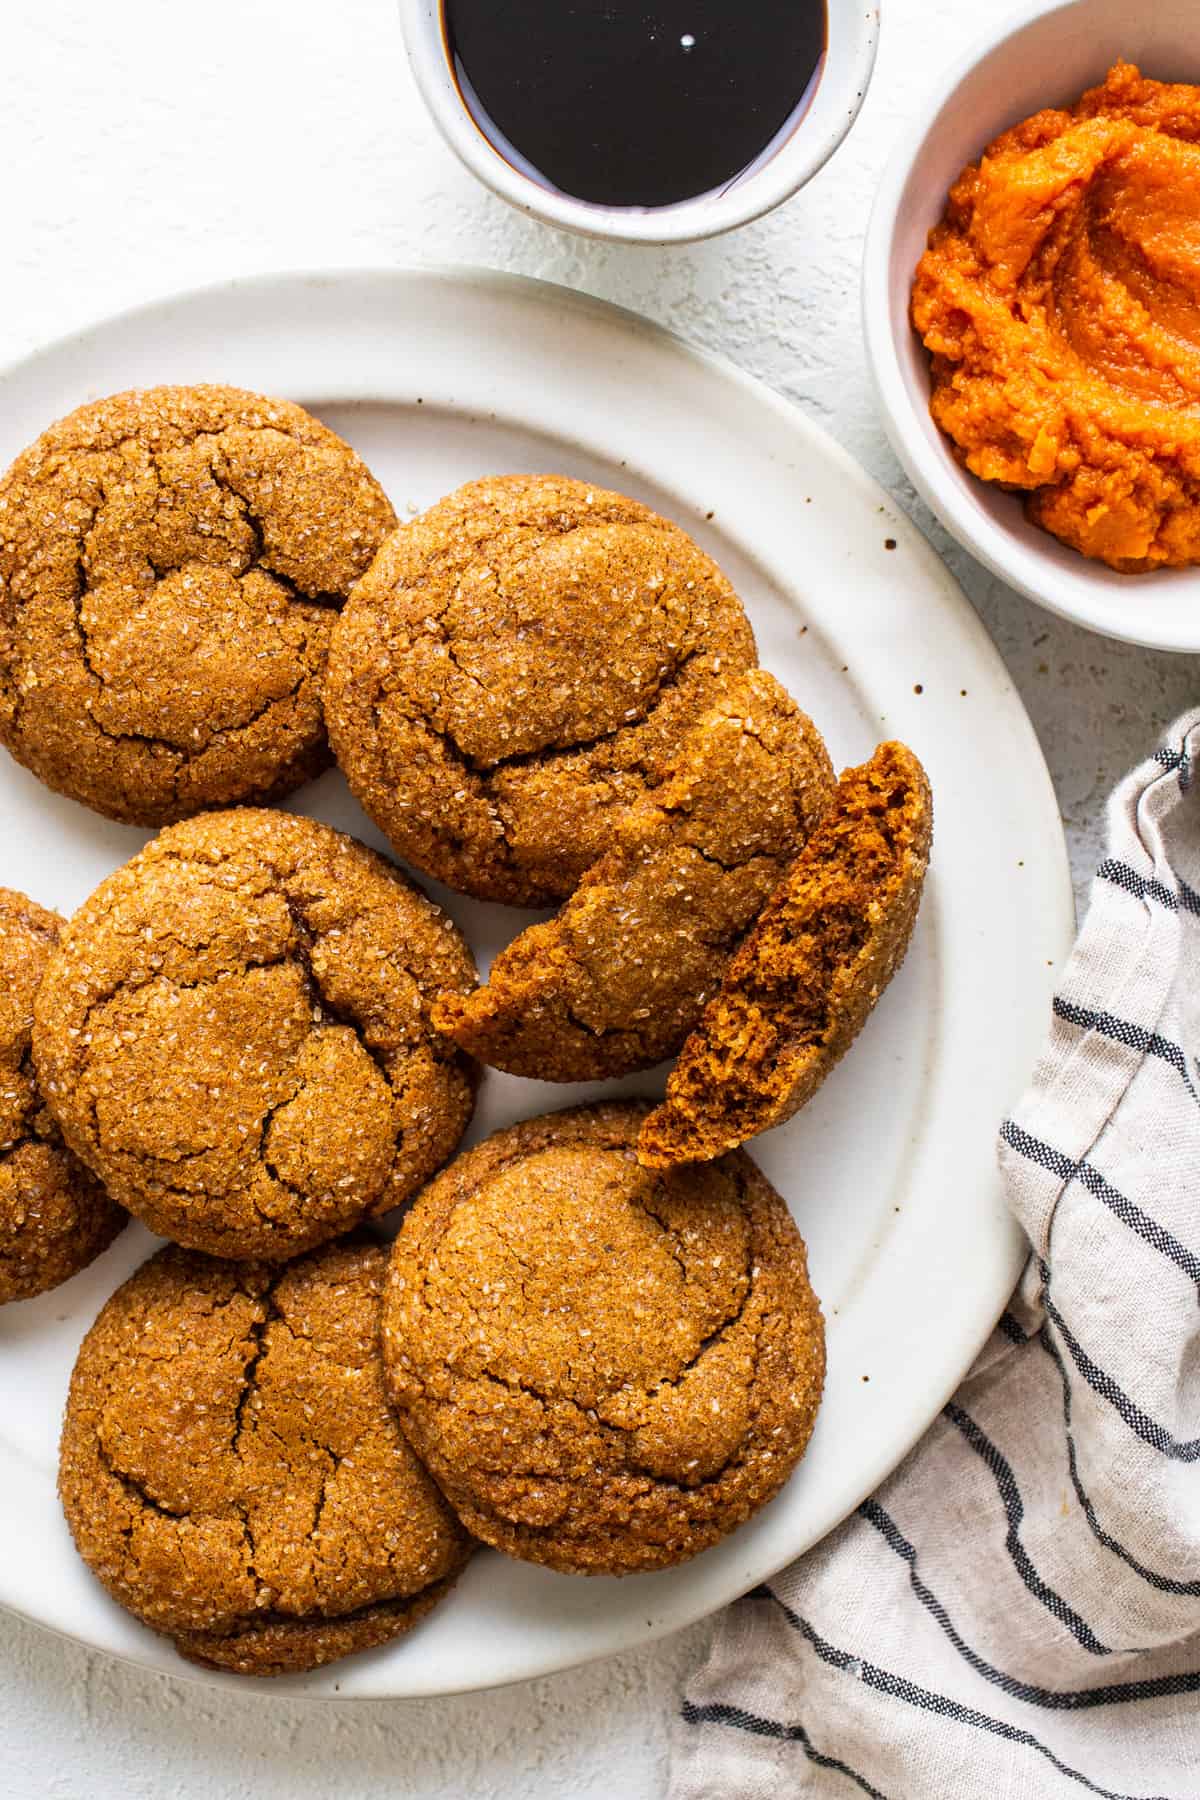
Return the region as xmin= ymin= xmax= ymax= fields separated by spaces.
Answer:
xmin=397 ymin=0 xmax=881 ymax=245
xmin=861 ymin=0 xmax=1200 ymax=654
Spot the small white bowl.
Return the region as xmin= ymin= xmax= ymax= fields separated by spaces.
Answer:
xmin=398 ymin=0 xmax=880 ymax=245
xmin=863 ymin=0 xmax=1200 ymax=653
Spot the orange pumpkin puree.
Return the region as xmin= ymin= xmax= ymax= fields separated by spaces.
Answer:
xmin=912 ymin=63 xmax=1200 ymax=572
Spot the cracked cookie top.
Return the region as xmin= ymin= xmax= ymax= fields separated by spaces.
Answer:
xmin=433 ymin=669 xmax=835 ymax=1081
xmin=0 ymin=887 xmax=124 ymax=1303
xmin=325 ymin=475 xmax=757 ymax=906
xmin=381 ymin=1102 xmax=825 ymax=1575
xmin=0 ymin=385 xmax=397 ymax=824
xmin=59 ymin=1238 xmax=472 ymax=1676
xmin=32 ymin=809 xmax=478 ymax=1260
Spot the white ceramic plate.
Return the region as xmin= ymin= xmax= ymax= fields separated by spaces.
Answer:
xmin=862 ymin=0 xmax=1200 ymax=653
xmin=0 ymin=267 xmax=1072 ymax=1698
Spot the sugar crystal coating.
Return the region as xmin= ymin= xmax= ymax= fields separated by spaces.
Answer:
xmin=639 ymin=742 xmax=933 ymax=1167
xmin=33 ymin=809 xmax=477 ymax=1259
xmin=381 ymin=1102 xmax=825 ymax=1575
xmin=326 ymin=474 xmax=758 ymax=905
xmin=0 ymin=886 xmax=124 ymax=1303
xmin=435 ymin=669 xmax=835 ymax=1080
xmin=59 ymin=1238 xmax=471 ymax=1676
xmin=0 ymin=384 xmax=397 ymax=823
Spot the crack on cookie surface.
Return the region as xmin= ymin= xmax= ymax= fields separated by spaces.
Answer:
xmin=0 ymin=386 xmax=396 ymax=823
xmin=59 ymin=1242 xmax=471 ymax=1674
xmin=327 ymin=475 xmax=758 ymax=904
xmin=33 ymin=811 xmax=477 ymax=1259
xmin=175 ymin=1575 xmax=457 ymax=1676
xmin=0 ymin=887 xmax=124 ymax=1303
xmin=382 ymin=1102 xmax=825 ymax=1574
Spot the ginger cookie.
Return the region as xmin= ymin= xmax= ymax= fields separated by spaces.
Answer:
xmin=434 ymin=670 xmax=835 ymax=1081
xmin=325 ymin=475 xmax=757 ymax=905
xmin=381 ymin=1102 xmax=825 ymax=1575
xmin=59 ymin=1238 xmax=471 ymax=1676
xmin=0 ymin=888 xmax=123 ymax=1303
xmin=0 ymin=385 xmax=396 ymax=824
xmin=33 ymin=809 xmax=477 ymax=1260
xmin=639 ymin=742 xmax=932 ymax=1168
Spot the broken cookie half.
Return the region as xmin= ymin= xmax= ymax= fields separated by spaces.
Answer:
xmin=638 ymin=741 xmax=932 ymax=1168
xmin=433 ymin=669 xmax=835 ymax=1082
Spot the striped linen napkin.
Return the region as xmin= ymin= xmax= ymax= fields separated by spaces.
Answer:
xmin=671 ymin=711 xmax=1200 ymax=1800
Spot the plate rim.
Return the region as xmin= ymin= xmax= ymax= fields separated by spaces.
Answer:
xmin=0 ymin=263 xmax=1074 ymax=1698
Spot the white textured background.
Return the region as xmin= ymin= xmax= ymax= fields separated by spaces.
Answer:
xmin=0 ymin=1 xmax=1194 ymax=1794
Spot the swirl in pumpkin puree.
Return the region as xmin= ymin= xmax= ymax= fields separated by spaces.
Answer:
xmin=912 ymin=63 xmax=1200 ymax=571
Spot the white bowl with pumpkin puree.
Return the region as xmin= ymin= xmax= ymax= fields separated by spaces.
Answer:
xmin=864 ymin=0 xmax=1200 ymax=652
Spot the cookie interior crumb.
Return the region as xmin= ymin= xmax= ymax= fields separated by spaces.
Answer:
xmin=638 ymin=742 xmax=932 ymax=1167
xmin=0 ymin=886 xmax=124 ymax=1303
